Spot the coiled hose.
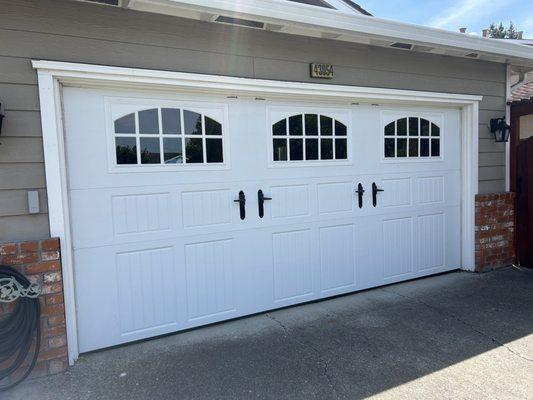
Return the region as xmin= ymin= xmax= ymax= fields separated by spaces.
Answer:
xmin=0 ymin=265 xmax=41 ymax=392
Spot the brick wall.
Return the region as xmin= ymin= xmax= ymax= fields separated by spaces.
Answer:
xmin=0 ymin=238 xmax=68 ymax=381
xmin=475 ymin=192 xmax=515 ymax=272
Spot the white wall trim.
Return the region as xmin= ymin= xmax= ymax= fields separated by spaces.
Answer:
xmin=505 ymin=64 xmax=512 ymax=192
xmin=35 ymin=71 xmax=79 ymax=365
xmin=32 ymin=60 xmax=480 ymax=362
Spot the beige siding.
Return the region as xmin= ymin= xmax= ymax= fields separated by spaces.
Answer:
xmin=0 ymin=0 xmax=507 ymax=241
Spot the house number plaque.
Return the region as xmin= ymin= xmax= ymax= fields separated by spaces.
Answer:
xmin=310 ymin=63 xmax=334 ymax=79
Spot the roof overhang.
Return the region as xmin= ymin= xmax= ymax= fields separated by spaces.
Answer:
xmin=88 ymin=0 xmax=533 ymax=68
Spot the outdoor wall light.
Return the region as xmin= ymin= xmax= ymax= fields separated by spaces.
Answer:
xmin=490 ymin=117 xmax=511 ymax=143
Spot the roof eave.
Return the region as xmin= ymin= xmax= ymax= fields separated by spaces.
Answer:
xmin=104 ymin=0 xmax=533 ymax=66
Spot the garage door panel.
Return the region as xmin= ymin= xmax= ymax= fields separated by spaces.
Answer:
xmin=112 ymin=192 xmax=172 ymax=235
xmin=74 ymin=246 xmax=122 ymax=352
xmin=70 ymin=188 xmax=179 ymax=249
xmin=71 ymin=185 xmax=251 ymax=249
xmin=367 ymin=171 xmax=460 ymax=214
xmin=317 ymin=181 xmax=355 ymax=215
xmin=380 ymin=177 xmax=412 ymax=208
xmin=354 ymin=218 xmax=384 ymax=289
xmin=65 ymin=88 xmax=463 ymax=352
xmin=269 ymin=184 xmax=311 ymax=219
xmin=382 ymin=217 xmax=414 ymax=279
xmin=70 ymin=189 xmax=115 ymax=249
xmin=181 ymin=189 xmax=234 ymax=228
xmin=272 ymin=229 xmax=315 ymax=303
xmin=183 ymin=238 xmax=237 ymax=322
xmin=116 ymin=246 xmax=177 ymax=335
xmin=319 ymin=224 xmax=356 ymax=295
xmin=416 ymin=213 xmax=445 ymax=272
xmin=415 ymin=176 xmax=444 ymax=205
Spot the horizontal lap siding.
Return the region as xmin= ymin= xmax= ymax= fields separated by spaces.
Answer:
xmin=0 ymin=0 xmax=506 ymax=241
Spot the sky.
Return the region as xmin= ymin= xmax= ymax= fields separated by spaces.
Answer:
xmin=358 ymin=0 xmax=533 ymax=38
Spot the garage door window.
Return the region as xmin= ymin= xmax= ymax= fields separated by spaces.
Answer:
xmin=114 ymin=108 xmax=224 ymax=166
xmin=384 ymin=117 xmax=440 ymax=159
xmin=272 ymin=114 xmax=348 ymax=162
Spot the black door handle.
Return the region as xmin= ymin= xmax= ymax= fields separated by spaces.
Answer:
xmin=258 ymin=189 xmax=272 ymax=218
xmin=372 ymin=182 xmax=384 ymax=207
xmin=355 ymin=183 xmax=365 ymax=209
xmin=234 ymin=190 xmax=246 ymax=220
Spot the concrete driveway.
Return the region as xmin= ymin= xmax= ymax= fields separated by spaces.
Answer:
xmin=5 ymin=267 xmax=533 ymax=400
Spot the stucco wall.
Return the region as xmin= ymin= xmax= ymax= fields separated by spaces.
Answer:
xmin=0 ymin=0 xmax=507 ymax=242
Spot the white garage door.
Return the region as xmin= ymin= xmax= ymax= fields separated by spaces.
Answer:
xmin=63 ymin=87 xmax=461 ymax=352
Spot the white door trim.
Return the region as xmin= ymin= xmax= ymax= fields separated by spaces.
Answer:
xmin=32 ymin=60 xmax=480 ymax=364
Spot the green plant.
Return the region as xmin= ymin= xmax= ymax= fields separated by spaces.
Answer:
xmin=488 ymin=21 xmax=521 ymax=39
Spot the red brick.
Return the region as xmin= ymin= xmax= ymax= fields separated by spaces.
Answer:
xmin=47 ymin=314 xmax=66 ymax=327
xmin=26 ymin=260 xmax=61 ymax=274
xmin=38 ymin=346 xmax=67 ymax=361
xmin=46 ymin=293 xmax=64 ymax=306
xmin=42 ymin=251 xmax=60 ymax=261
xmin=41 ymin=238 xmax=60 ymax=251
xmin=41 ymin=282 xmax=63 ymax=295
xmin=43 ymin=271 xmax=62 ymax=284
xmin=20 ymin=241 xmax=39 ymax=253
xmin=45 ymin=325 xmax=67 ymax=337
xmin=1 ymin=252 xmax=39 ymax=265
xmin=475 ymin=192 xmax=515 ymax=272
xmin=41 ymin=303 xmax=65 ymax=317
xmin=0 ymin=243 xmax=18 ymax=255
xmin=0 ymin=238 xmax=67 ymax=380
xmin=47 ymin=335 xmax=67 ymax=349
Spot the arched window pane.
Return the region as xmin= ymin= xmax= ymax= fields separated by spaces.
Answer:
xmin=289 ymin=115 xmax=303 ymax=136
xmin=115 ymin=113 xmax=135 ymax=134
xmin=272 ymin=114 xmax=347 ymax=161
xmin=335 ymin=121 xmax=347 ymax=136
xmin=184 ymin=111 xmax=202 ymax=135
xmin=205 ymin=117 xmax=222 ymax=135
xmin=384 ymin=122 xmax=395 ymax=136
xmin=162 ymin=108 xmax=181 ymax=135
xmin=320 ymin=116 xmax=333 ymax=136
xmin=114 ymin=107 xmax=224 ymax=166
xmin=139 ymin=109 xmax=159 ymax=134
xmin=305 ymin=114 xmax=318 ymax=136
xmin=384 ymin=117 xmax=440 ymax=159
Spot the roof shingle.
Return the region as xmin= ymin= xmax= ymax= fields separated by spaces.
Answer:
xmin=511 ymin=82 xmax=533 ymax=103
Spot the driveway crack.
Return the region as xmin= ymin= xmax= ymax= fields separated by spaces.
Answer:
xmin=265 ymin=313 xmax=341 ymax=399
xmin=380 ymin=287 xmax=533 ymax=363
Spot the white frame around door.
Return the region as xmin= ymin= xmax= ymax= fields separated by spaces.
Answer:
xmin=32 ymin=60 xmax=480 ymax=365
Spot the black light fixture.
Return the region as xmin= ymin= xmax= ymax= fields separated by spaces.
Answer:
xmin=489 ymin=117 xmax=511 ymax=143
xmin=0 ymin=103 xmax=4 ymax=136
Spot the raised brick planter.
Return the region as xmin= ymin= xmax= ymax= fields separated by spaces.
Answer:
xmin=0 ymin=238 xmax=68 ymax=381
xmin=475 ymin=192 xmax=515 ymax=272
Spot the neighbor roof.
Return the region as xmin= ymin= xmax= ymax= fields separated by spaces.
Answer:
xmin=511 ymin=82 xmax=533 ymax=103
xmin=78 ymin=0 xmax=533 ymax=67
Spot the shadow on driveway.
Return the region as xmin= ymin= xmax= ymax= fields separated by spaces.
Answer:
xmin=4 ymin=267 xmax=533 ymax=399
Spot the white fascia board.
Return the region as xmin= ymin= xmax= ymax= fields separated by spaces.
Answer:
xmin=31 ymin=60 xmax=482 ymax=105
xmin=127 ymin=0 xmax=533 ymax=66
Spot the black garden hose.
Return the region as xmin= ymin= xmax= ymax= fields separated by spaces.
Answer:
xmin=0 ymin=265 xmax=41 ymax=392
